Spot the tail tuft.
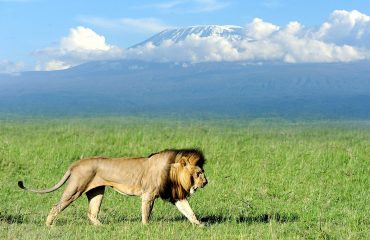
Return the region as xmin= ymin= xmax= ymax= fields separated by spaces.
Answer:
xmin=18 ymin=181 xmax=25 ymax=189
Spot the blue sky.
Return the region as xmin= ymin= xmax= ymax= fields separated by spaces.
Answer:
xmin=1 ymin=0 xmax=370 ymax=72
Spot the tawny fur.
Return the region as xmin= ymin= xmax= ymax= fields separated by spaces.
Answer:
xmin=18 ymin=149 xmax=207 ymax=226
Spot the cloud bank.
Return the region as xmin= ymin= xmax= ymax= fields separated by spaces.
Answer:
xmin=32 ymin=10 xmax=370 ymax=71
xmin=127 ymin=10 xmax=370 ymax=63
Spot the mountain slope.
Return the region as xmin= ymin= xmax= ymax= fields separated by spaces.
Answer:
xmin=0 ymin=60 xmax=369 ymax=118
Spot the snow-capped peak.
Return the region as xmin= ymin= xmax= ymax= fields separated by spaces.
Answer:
xmin=131 ymin=25 xmax=245 ymax=48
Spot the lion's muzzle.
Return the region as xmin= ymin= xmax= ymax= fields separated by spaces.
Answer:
xmin=202 ymin=178 xmax=208 ymax=187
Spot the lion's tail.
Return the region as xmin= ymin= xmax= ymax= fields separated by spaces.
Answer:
xmin=18 ymin=170 xmax=71 ymax=193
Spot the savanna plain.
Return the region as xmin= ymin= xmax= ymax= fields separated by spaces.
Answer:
xmin=0 ymin=117 xmax=369 ymax=239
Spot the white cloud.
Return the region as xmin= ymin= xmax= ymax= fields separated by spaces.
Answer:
xmin=119 ymin=18 xmax=172 ymax=33
xmin=35 ymin=60 xmax=71 ymax=71
xmin=135 ymin=0 xmax=230 ymax=13
xmin=0 ymin=60 xmax=24 ymax=74
xmin=314 ymin=10 xmax=370 ymax=48
xmin=60 ymin=26 xmax=112 ymax=51
xmin=136 ymin=1 xmax=184 ymax=10
xmin=79 ymin=16 xmax=173 ymax=34
xmin=126 ymin=10 xmax=370 ymax=63
xmin=246 ymin=18 xmax=280 ymax=40
xmin=126 ymin=34 xmax=239 ymax=62
xmin=34 ymin=26 xmax=123 ymax=71
xmin=192 ymin=0 xmax=230 ymax=12
xmin=262 ymin=0 xmax=280 ymax=9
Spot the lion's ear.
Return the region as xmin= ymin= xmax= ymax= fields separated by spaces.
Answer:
xmin=188 ymin=154 xmax=205 ymax=167
xmin=179 ymin=156 xmax=189 ymax=166
xmin=187 ymin=155 xmax=198 ymax=165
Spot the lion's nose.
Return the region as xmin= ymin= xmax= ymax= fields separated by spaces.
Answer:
xmin=203 ymin=179 xmax=208 ymax=187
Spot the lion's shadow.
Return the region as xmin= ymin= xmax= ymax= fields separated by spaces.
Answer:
xmin=106 ymin=212 xmax=299 ymax=225
xmin=2 ymin=212 xmax=299 ymax=225
xmin=0 ymin=212 xmax=25 ymax=224
xmin=201 ymin=213 xmax=299 ymax=225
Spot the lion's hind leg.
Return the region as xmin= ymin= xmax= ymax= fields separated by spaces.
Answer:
xmin=86 ymin=186 xmax=105 ymax=225
xmin=45 ymin=176 xmax=87 ymax=226
xmin=46 ymin=187 xmax=83 ymax=226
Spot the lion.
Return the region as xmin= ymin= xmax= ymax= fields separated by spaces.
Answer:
xmin=18 ymin=149 xmax=208 ymax=226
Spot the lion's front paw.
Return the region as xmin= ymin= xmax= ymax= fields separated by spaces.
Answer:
xmin=45 ymin=222 xmax=55 ymax=227
xmin=192 ymin=220 xmax=205 ymax=227
xmin=197 ymin=221 xmax=206 ymax=227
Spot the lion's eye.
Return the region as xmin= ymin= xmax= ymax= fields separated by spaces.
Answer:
xmin=196 ymin=172 xmax=201 ymax=177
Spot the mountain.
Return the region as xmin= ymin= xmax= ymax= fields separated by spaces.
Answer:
xmin=132 ymin=25 xmax=246 ymax=47
xmin=0 ymin=60 xmax=369 ymax=119
xmin=0 ymin=26 xmax=369 ymax=119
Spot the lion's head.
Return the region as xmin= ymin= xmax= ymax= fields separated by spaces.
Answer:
xmin=185 ymin=164 xmax=208 ymax=194
xmin=157 ymin=149 xmax=207 ymax=202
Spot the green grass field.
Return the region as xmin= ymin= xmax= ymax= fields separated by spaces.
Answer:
xmin=0 ymin=118 xmax=369 ymax=239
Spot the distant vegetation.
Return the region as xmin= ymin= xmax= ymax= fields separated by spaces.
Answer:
xmin=1 ymin=118 xmax=369 ymax=239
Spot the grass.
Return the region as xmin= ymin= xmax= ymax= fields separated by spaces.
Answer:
xmin=0 ymin=117 xmax=369 ymax=239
